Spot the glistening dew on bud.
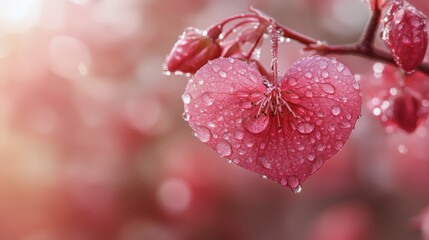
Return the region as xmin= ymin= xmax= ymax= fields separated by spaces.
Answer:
xmin=164 ymin=27 xmax=221 ymax=75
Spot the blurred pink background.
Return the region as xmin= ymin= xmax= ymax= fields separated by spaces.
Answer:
xmin=1 ymin=0 xmax=429 ymax=239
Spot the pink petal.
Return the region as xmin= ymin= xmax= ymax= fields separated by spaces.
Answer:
xmin=184 ymin=56 xmax=361 ymax=191
xmin=381 ymin=1 xmax=428 ymax=73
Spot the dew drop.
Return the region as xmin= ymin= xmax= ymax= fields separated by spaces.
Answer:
xmin=211 ymin=64 xmax=220 ymax=72
xmin=292 ymin=185 xmax=302 ymax=193
xmin=304 ymin=72 xmax=313 ymax=79
xmin=201 ymin=93 xmax=214 ymax=106
xmin=194 ymin=126 xmax=211 ymax=143
xmin=288 ymin=78 xmax=297 ymax=86
xmin=345 ymin=113 xmax=352 ymax=120
xmin=261 ymin=175 xmax=267 ymax=179
xmin=259 ymin=156 xmax=272 ymax=169
xmin=244 ymin=115 xmax=270 ymax=134
xmin=238 ymin=148 xmax=246 ymax=155
xmin=219 ymin=71 xmax=227 ymax=78
xmin=340 ymin=121 xmax=351 ymax=129
xmin=316 ymin=143 xmax=325 ymax=151
xmin=208 ymin=122 xmax=216 ymax=128
xmin=411 ymin=17 xmax=422 ymax=27
xmin=234 ymin=130 xmax=244 ymax=140
xmin=305 ymin=91 xmax=313 ymax=97
xmin=401 ymin=35 xmax=411 ymax=44
xmin=307 ymin=154 xmax=315 ymax=161
xmin=335 ymin=141 xmax=343 ymax=150
xmin=280 ymin=178 xmax=288 ymax=186
xmin=287 ymin=175 xmax=300 ymax=191
xmin=321 ymin=83 xmax=335 ymax=94
xmin=198 ymin=79 xmax=204 ymax=85
xmin=318 ymin=60 xmax=328 ymax=69
xmin=182 ymin=93 xmax=191 ymax=104
xmin=336 ymin=63 xmax=345 ymax=72
xmin=228 ymin=57 xmax=235 ymax=63
xmin=182 ymin=112 xmax=190 ymax=121
xmin=296 ymin=122 xmax=316 ymax=134
xmin=241 ymin=102 xmax=253 ymax=109
xmin=215 ymin=140 xmax=232 ymax=157
xmin=352 ymin=82 xmax=360 ymax=90
xmin=331 ymin=106 xmax=341 ymax=116
xmin=248 ymin=74 xmax=258 ymax=83
xmin=322 ymin=71 xmax=329 ymax=78
xmin=394 ymin=9 xmax=404 ymax=23
xmin=238 ymin=67 xmax=247 ymax=75
xmin=414 ymin=36 xmax=421 ymax=43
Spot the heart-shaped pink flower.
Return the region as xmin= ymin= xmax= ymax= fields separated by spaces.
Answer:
xmin=183 ymin=56 xmax=361 ymax=191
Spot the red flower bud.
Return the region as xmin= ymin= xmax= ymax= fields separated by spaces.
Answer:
xmin=392 ymin=93 xmax=421 ymax=133
xmin=165 ymin=27 xmax=221 ymax=75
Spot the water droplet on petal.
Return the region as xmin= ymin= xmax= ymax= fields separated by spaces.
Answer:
xmin=394 ymin=8 xmax=404 ymax=23
xmin=238 ymin=67 xmax=247 ymax=75
xmin=194 ymin=126 xmax=211 ymax=143
xmin=241 ymin=102 xmax=253 ymax=109
xmin=411 ymin=17 xmax=422 ymax=27
xmin=335 ymin=141 xmax=343 ymax=150
xmin=215 ymin=140 xmax=232 ymax=157
xmin=305 ymin=91 xmax=313 ymax=97
xmin=316 ymin=143 xmax=326 ymax=151
xmin=288 ymin=78 xmax=297 ymax=86
xmin=244 ymin=115 xmax=270 ymax=134
xmin=182 ymin=112 xmax=190 ymax=121
xmin=331 ymin=106 xmax=341 ymax=116
xmin=228 ymin=57 xmax=235 ymax=63
xmin=292 ymin=185 xmax=302 ymax=193
xmin=280 ymin=178 xmax=288 ymax=186
xmin=318 ymin=60 xmax=328 ymax=69
xmin=211 ymin=64 xmax=220 ymax=72
xmin=340 ymin=121 xmax=351 ymax=129
xmin=208 ymin=122 xmax=216 ymax=128
xmin=401 ymin=35 xmax=411 ymax=44
xmin=336 ymin=63 xmax=344 ymax=72
xmin=288 ymin=175 xmax=300 ymax=191
xmin=414 ymin=36 xmax=421 ymax=43
xmin=296 ymin=122 xmax=315 ymax=134
xmin=182 ymin=93 xmax=191 ymax=104
xmin=234 ymin=130 xmax=244 ymax=140
xmin=304 ymin=72 xmax=313 ymax=79
xmin=259 ymin=156 xmax=272 ymax=169
xmin=307 ymin=154 xmax=315 ymax=161
xmin=322 ymin=71 xmax=329 ymax=78
xmin=248 ymin=74 xmax=258 ymax=83
xmin=321 ymin=83 xmax=335 ymax=94
xmin=201 ymin=93 xmax=214 ymax=106
xmin=219 ymin=71 xmax=227 ymax=78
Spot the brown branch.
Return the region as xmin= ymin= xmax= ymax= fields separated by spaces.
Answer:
xmin=272 ymin=8 xmax=429 ymax=75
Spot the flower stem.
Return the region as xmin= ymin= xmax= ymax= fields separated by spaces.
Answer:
xmin=256 ymin=7 xmax=429 ymax=75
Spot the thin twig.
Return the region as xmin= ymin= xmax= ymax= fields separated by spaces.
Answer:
xmin=272 ymin=8 xmax=429 ymax=75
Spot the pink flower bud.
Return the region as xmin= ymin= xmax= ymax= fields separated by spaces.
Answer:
xmin=392 ymin=93 xmax=421 ymax=133
xmin=165 ymin=27 xmax=221 ymax=74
